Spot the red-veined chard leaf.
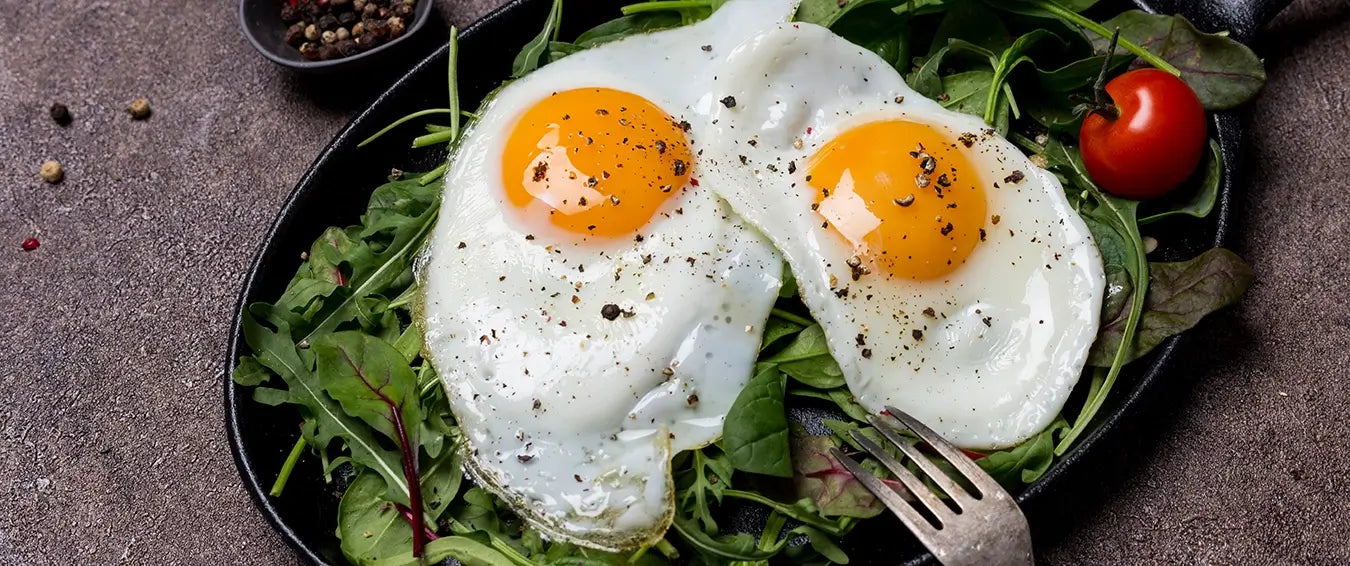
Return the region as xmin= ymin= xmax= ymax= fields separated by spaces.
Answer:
xmin=791 ymin=432 xmax=884 ymax=519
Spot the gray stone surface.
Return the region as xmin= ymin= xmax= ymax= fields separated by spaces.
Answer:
xmin=0 ymin=0 xmax=1346 ymax=564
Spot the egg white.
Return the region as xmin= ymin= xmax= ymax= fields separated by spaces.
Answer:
xmin=697 ymin=23 xmax=1105 ymax=449
xmin=417 ymin=0 xmax=799 ymax=551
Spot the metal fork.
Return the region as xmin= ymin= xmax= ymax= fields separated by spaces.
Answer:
xmin=830 ymin=406 xmax=1034 ymax=566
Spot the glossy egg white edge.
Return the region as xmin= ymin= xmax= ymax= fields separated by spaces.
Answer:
xmin=698 ymin=22 xmax=1106 ymax=450
xmin=413 ymin=0 xmax=798 ymax=552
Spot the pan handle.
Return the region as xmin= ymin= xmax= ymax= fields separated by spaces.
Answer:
xmin=1139 ymin=0 xmax=1292 ymax=42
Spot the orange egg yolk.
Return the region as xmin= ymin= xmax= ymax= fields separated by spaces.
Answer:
xmin=501 ymin=88 xmax=694 ymax=238
xmin=806 ymin=120 xmax=988 ymax=280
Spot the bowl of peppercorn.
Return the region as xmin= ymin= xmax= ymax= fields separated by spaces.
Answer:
xmin=240 ymin=0 xmax=434 ymax=72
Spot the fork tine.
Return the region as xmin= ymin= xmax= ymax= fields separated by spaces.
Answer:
xmin=868 ymin=415 xmax=974 ymax=504
xmin=883 ymin=406 xmax=990 ymax=491
xmin=848 ymin=430 xmax=953 ymax=523
xmin=829 ymin=447 xmax=938 ymax=539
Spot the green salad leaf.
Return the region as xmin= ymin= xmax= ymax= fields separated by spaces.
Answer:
xmin=723 ymin=367 xmax=793 ymax=477
xmin=513 ymin=0 xmax=564 ymax=77
xmin=1140 ymin=140 xmax=1223 ymax=225
xmin=977 ymin=418 xmax=1068 ymax=487
xmin=1089 ymin=247 xmax=1253 ymax=366
xmin=339 ymin=473 xmax=414 ymax=565
xmin=1093 ymin=10 xmax=1267 ymax=110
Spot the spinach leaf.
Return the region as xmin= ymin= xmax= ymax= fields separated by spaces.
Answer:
xmin=1093 ymin=11 xmax=1267 ymax=110
xmin=984 ymin=29 xmax=1064 ymax=123
xmin=724 ymin=367 xmax=793 ymax=477
xmin=763 ymin=324 xmax=847 ymax=389
xmin=314 ymin=331 xmax=429 ymax=555
xmin=339 ymin=473 xmax=412 ymax=565
xmin=796 ymin=0 xmax=901 ymax=28
xmin=1035 ymin=53 xmax=1133 ymax=92
xmin=791 ymin=433 xmax=884 ymax=518
xmin=930 ymin=0 xmax=1010 ymax=55
xmin=908 ymin=46 xmax=948 ymax=99
xmin=830 ymin=4 xmax=910 ymax=70
xmin=1089 ymin=247 xmax=1252 ymax=365
xmin=574 ymin=12 xmax=682 ymax=47
xmin=761 ymin=316 xmax=805 ymax=353
xmin=512 ymin=0 xmax=563 ymax=78
xmin=976 ymin=417 xmax=1067 ymax=487
xmin=1140 ymin=139 xmax=1223 ymax=224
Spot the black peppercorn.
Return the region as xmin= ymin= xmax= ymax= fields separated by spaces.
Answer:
xmin=355 ymin=33 xmax=381 ymax=50
xmin=49 ymin=103 xmax=71 ymax=127
xmin=337 ymin=10 xmax=357 ymax=26
xmin=280 ymin=3 xmax=301 ymax=23
xmin=335 ymin=39 xmax=359 ymax=57
xmin=317 ymin=13 xmax=340 ymax=30
xmin=284 ymin=22 xmax=307 ymax=47
xmin=318 ymin=43 xmax=340 ymax=60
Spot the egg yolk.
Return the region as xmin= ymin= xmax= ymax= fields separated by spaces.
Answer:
xmin=806 ymin=120 xmax=988 ymax=280
xmin=502 ymin=88 xmax=694 ymax=238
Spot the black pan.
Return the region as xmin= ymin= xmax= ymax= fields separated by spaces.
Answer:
xmin=223 ymin=0 xmax=1289 ymax=563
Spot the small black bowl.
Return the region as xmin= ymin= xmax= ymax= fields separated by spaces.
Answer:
xmin=240 ymin=0 xmax=435 ymax=73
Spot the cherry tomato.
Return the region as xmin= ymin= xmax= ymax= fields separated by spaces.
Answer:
xmin=1079 ymin=68 xmax=1207 ymax=200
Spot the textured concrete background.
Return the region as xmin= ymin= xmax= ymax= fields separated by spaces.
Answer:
xmin=0 ymin=0 xmax=1346 ymax=564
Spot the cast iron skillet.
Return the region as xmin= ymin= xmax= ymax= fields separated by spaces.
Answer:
xmin=224 ymin=1 xmax=1287 ymax=563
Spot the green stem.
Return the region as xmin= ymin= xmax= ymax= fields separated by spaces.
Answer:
xmin=447 ymin=26 xmax=462 ymax=144
xmin=413 ymin=130 xmax=458 ymax=148
xmin=418 ymin=163 xmax=449 ymax=186
xmin=653 ymin=538 xmax=679 ymax=560
xmin=621 ymin=0 xmax=713 ymax=14
xmin=722 ymin=489 xmax=843 ymax=536
xmin=1055 ymin=198 xmax=1148 ymax=454
xmin=1028 ymin=0 xmax=1180 ymax=75
xmin=269 ymin=436 xmax=308 ymax=497
xmin=357 ymin=109 xmax=457 ymax=147
xmin=770 ymin=308 xmax=815 ymax=327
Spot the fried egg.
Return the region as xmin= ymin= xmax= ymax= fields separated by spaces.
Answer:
xmin=416 ymin=0 xmax=798 ymax=552
xmin=698 ymin=23 xmax=1105 ymax=449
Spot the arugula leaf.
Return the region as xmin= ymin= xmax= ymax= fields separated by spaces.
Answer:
xmin=1035 ymin=53 xmax=1134 ymax=92
xmin=232 ymin=356 xmax=271 ymax=386
xmin=373 ymin=536 xmax=515 ymax=566
xmin=1140 ymin=139 xmax=1223 ymax=224
xmin=339 ymin=473 xmax=413 ymax=565
xmin=723 ymin=367 xmax=793 ymax=477
xmin=673 ymin=448 xmax=733 ymax=534
xmin=314 ymin=332 xmax=429 ymax=555
xmin=298 ymin=179 xmax=440 ymax=347
xmin=977 ymin=418 xmax=1068 ymax=487
xmin=1094 ymin=10 xmax=1267 ymax=110
xmin=512 ymin=0 xmax=563 ymax=78
xmin=670 ymin=515 xmax=781 ymax=561
xmin=1089 ymin=248 xmax=1252 ymax=366
xmin=791 ymin=433 xmax=884 ymax=518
